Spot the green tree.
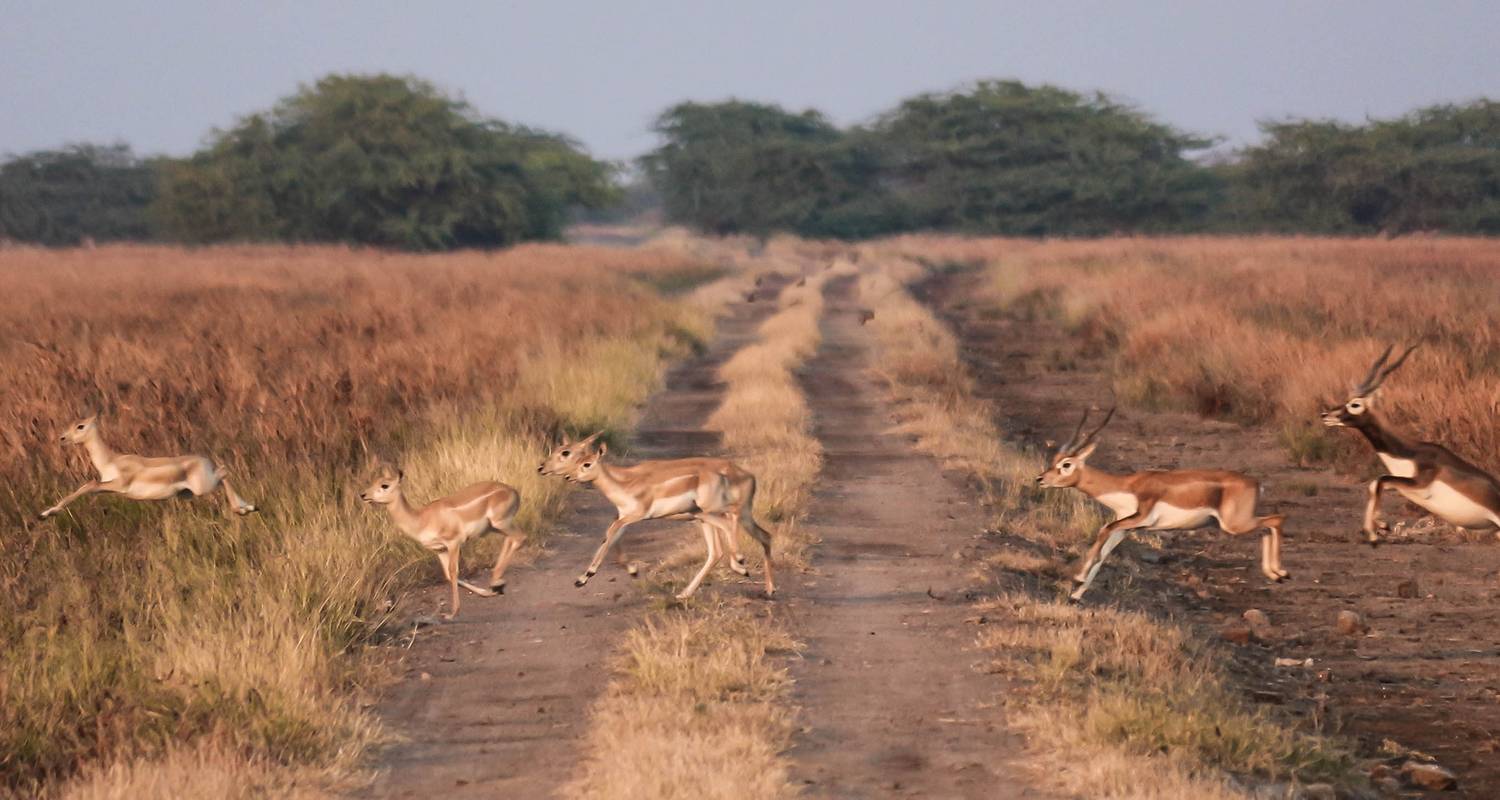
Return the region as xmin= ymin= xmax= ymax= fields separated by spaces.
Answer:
xmin=155 ymin=74 xmax=616 ymax=249
xmin=641 ymin=101 xmax=893 ymax=238
xmin=0 ymin=144 xmax=158 ymax=245
xmin=869 ymin=80 xmax=1218 ymax=235
xmin=1225 ymin=100 xmax=1500 ymax=234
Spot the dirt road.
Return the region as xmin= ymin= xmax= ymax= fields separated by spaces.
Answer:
xmin=782 ymin=276 xmax=1052 ymax=799
xmin=924 ymin=267 xmax=1500 ymax=797
xmin=368 ymin=282 xmax=784 ymax=798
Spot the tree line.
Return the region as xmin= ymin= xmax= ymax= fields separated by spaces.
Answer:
xmin=0 ymin=74 xmax=616 ymax=249
xmin=643 ymin=82 xmax=1500 ymax=238
xmin=3 ymin=75 xmax=1497 ymax=248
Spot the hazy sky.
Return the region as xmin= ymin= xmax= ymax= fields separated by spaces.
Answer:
xmin=3 ymin=1 xmax=1498 ymax=161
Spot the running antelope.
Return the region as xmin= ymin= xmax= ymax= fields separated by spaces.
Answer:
xmin=40 ymin=415 xmax=257 ymax=519
xmin=545 ymin=439 xmax=775 ymax=600
xmin=1322 ymin=344 xmax=1500 ymax=543
xmin=538 ymin=432 xmax=751 ymax=583
xmin=359 ymin=463 xmax=525 ymax=619
xmin=1037 ymin=407 xmax=1288 ymax=601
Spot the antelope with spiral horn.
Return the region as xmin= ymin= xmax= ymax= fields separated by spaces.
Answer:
xmin=1037 ymin=406 xmax=1289 ymax=600
xmin=1321 ymin=344 xmax=1500 ymax=543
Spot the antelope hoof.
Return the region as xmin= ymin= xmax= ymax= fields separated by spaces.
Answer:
xmin=575 ymin=571 xmax=594 ymax=588
xmin=238 ymin=505 xmax=259 ymax=515
xmin=491 ymin=580 xmax=506 ymax=595
xmin=1276 ymin=568 xmax=1291 ymax=579
xmin=674 ymin=590 xmax=694 ymax=601
xmin=39 ymin=510 xmax=54 ymax=520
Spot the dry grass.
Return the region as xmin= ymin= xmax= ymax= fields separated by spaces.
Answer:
xmin=881 ymin=236 xmax=1500 ymax=472
xmin=0 ymin=243 xmax=716 ymax=795
xmin=569 ymin=255 xmax=838 ymax=800
xmin=847 ymin=244 xmax=1357 ymax=797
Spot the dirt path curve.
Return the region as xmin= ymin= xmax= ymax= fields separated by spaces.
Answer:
xmin=368 ymin=280 xmax=786 ymax=798
xmin=782 ymin=275 xmax=1053 ymax=799
xmin=922 ymin=267 xmax=1500 ymax=797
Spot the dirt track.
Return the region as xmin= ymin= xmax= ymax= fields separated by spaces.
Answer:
xmin=367 ymin=282 xmax=784 ymax=798
xmin=924 ymin=267 xmax=1500 ymax=797
xmin=782 ymin=276 xmax=1052 ymax=798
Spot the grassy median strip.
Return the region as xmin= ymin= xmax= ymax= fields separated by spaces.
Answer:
xmin=567 ymin=259 xmax=838 ymax=800
xmin=849 ymin=244 xmax=1356 ymax=799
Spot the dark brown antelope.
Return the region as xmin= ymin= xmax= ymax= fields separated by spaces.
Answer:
xmin=1322 ymin=344 xmax=1500 ymax=543
xmin=1037 ymin=407 xmax=1288 ymax=600
xmin=40 ymin=415 xmax=257 ymax=519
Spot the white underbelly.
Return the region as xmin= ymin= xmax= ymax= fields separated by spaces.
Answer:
xmin=1096 ymin=492 xmax=1139 ymax=519
xmin=1146 ymin=503 xmax=1216 ymax=530
xmin=1399 ymin=481 xmax=1500 ymax=529
xmin=124 ymin=481 xmax=187 ymax=501
xmin=646 ymin=491 xmax=697 ymax=518
xmin=1378 ymin=454 xmax=1417 ymax=478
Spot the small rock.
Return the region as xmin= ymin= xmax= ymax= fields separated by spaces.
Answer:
xmin=1396 ymin=578 xmax=1420 ymax=599
xmin=1221 ymin=623 xmax=1253 ymax=645
xmin=1401 ymin=760 xmax=1457 ymax=791
xmin=1243 ymin=608 xmax=1274 ymax=640
xmin=1374 ymin=776 xmax=1402 ymax=796
xmin=1301 ymin=783 xmax=1336 ymax=800
xmin=1336 ymin=610 xmax=1365 ymax=636
xmin=419 ymin=672 xmax=432 ymax=681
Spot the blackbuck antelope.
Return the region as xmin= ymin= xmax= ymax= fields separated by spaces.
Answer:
xmin=1322 ymin=344 xmax=1500 ymax=543
xmin=359 ymin=463 xmax=525 ymax=619
xmin=1037 ymin=407 xmax=1289 ymax=601
xmin=40 ymin=415 xmax=257 ymax=519
xmin=541 ymin=437 xmax=775 ymax=600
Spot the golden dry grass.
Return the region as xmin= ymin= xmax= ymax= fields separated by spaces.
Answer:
xmin=568 ymin=255 xmax=837 ymax=800
xmin=848 ymin=244 xmax=1356 ymax=798
xmin=878 ymin=236 xmax=1500 ymax=473
xmin=0 ymin=243 xmax=716 ymax=795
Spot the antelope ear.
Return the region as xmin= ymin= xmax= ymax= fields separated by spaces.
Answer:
xmin=597 ymin=441 xmax=608 ymax=456
xmin=580 ymin=430 xmax=603 ymax=446
xmin=396 ymin=468 xmax=405 ymax=481
xmin=1044 ymin=439 xmax=1056 ymax=450
xmin=1076 ymin=441 xmax=1098 ymax=461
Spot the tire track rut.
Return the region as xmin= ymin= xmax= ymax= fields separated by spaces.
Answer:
xmin=783 ymin=275 xmax=1052 ymax=799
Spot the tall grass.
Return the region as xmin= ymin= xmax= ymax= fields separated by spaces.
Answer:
xmin=848 ymin=244 xmax=1356 ymax=797
xmin=568 ymin=257 xmax=841 ymax=800
xmin=878 ymin=236 xmax=1500 ymax=472
xmin=0 ymin=244 xmax=716 ymax=795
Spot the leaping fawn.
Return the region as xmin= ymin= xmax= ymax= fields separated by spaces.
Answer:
xmin=1037 ymin=406 xmax=1289 ymax=600
xmin=359 ymin=463 xmax=526 ymax=619
xmin=1322 ymin=344 xmax=1500 ymax=543
xmin=40 ymin=414 xmax=257 ymax=519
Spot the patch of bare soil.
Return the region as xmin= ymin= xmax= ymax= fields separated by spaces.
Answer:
xmin=924 ymin=267 xmax=1500 ymax=797
xmin=782 ymin=275 xmax=1054 ymax=799
xmin=366 ymin=283 xmax=786 ymax=798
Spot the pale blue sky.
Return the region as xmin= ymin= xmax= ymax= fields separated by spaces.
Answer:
xmin=3 ymin=1 xmax=1497 ymax=161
